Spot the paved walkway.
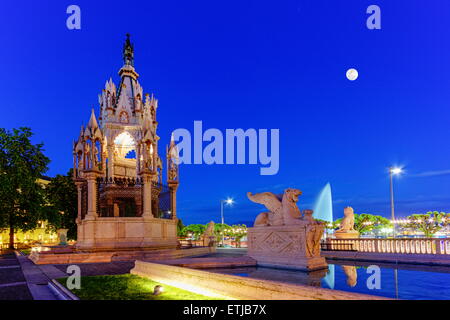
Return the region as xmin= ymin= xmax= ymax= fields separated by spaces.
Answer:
xmin=0 ymin=247 xmax=249 ymax=300
xmin=16 ymin=252 xmax=60 ymax=300
xmin=0 ymin=251 xmax=32 ymax=300
xmin=54 ymin=261 xmax=135 ymax=277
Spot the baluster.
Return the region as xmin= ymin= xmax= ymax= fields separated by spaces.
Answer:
xmin=426 ymin=240 xmax=432 ymax=254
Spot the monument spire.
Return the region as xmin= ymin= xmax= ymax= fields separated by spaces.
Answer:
xmin=123 ymin=33 xmax=134 ymax=67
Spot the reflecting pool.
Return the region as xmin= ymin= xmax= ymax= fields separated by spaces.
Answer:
xmin=207 ymin=260 xmax=450 ymax=300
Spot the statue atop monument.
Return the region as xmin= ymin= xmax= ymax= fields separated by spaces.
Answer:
xmin=247 ymin=187 xmax=328 ymax=271
xmin=248 ymin=188 xmax=316 ymax=227
xmin=334 ymin=207 xmax=360 ymax=239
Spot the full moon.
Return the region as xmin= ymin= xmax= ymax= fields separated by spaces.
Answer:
xmin=346 ymin=68 xmax=359 ymax=81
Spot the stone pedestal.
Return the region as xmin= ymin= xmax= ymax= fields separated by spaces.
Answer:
xmin=247 ymin=224 xmax=328 ymax=271
xmin=334 ymin=230 xmax=360 ymax=239
xmin=75 ymin=217 xmax=178 ymax=250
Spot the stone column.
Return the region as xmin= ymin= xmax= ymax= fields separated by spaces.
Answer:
xmin=141 ymin=171 xmax=154 ymax=218
xmin=107 ymin=145 xmax=114 ymax=179
xmin=85 ymin=171 xmax=98 ymax=220
xmin=101 ymin=144 xmax=107 ymax=174
xmin=73 ymin=153 xmax=77 ymax=178
xmin=168 ymin=182 xmax=179 ymax=219
xmin=136 ymin=142 xmax=141 ymax=175
xmin=75 ymin=181 xmax=83 ymax=223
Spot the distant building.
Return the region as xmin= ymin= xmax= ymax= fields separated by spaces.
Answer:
xmin=0 ymin=176 xmax=58 ymax=248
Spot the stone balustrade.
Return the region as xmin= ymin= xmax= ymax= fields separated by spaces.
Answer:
xmin=323 ymin=238 xmax=450 ymax=255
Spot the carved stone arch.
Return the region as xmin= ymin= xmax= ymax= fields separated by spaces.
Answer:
xmin=119 ymin=111 xmax=129 ymax=124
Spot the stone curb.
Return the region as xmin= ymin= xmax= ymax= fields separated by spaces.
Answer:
xmin=48 ymin=280 xmax=80 ymax=300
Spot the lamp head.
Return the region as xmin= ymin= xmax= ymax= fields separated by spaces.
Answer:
xmin=390 ymin=167 xmax=403 ymax=175
xmin=225 ymin=198 xmax=234 ymax=205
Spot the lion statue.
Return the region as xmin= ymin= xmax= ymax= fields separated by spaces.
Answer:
xmin=334 ymin=207 xmax=359 ymax=238
xmin=202 ymin=221 xmax=215 ymax=247
xmin=248 ymin=188 xmax=313 ymax=226
xmin=337 ymin=207 xmax=356 ymax=232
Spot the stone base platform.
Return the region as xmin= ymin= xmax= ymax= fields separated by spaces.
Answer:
xmin=334 ymin=231 xmax=360 ymax=239
xmin=131 ymin=260 xmax=389 ymax=300
xmin=156 ymin=256 xmax=257 ymax=269
xmin=248 ymin=225 xmax=328 ymax=271
xmin=29 ymin=246 xmax=215 ymax=265
xmin=252 ymin=256 xmax=328 ymax=271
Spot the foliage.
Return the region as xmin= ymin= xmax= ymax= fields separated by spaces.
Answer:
xmin=181 ymin=224 xmax=206 ymax=240
xmin=58 ymin=274 xmax=221 ymax=300
xmin=403 ymin=211 xmax=450 ymax=238
xmin=43 ymin=169 xmax=78 ymax=240
xmin=176 ymin=218 xmax=185 ymax=237
xmin=213 ymin=223 xmax=232 ymax=243
xmin=315 ymin=219 xmax=333 ymax=229
xmin=0 ymin=127 xmax=50 ymax=248
xmin=227 ymin=224 xmax=247 ymax=247
xmin=180 ymin=222 xmax=248 ymax=247
xmin=334 ymin=213 xmax=392 ymax=234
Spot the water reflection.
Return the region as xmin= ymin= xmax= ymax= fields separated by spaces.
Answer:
xmin=214 ymin=266 xmax=327 ymax=287
xmin=207 ymin=260 xmax=450 ymax=300
xmin=341 ymin=265 xmax=357 ymax=287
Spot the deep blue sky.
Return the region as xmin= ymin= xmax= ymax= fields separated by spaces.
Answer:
xmin=1 ymin=0 xmax=450 ymax=225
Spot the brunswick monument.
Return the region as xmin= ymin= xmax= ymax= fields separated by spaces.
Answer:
xmin=31 ymin=35 xmax=184 ymax=264
xmin=247 ymin=188 xmax=328 ymax=271
xmin=72 ymin=34 xmax=179 ymax=250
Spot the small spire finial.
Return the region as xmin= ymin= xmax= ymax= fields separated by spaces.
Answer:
xmin=123 ymin=33 xmax=134 ymax=66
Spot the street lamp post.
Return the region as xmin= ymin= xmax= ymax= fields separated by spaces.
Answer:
xmin=389 ymin=167 xmax=402 ymax=238
xmin=220 ymin=198 xmax=234 ymax=247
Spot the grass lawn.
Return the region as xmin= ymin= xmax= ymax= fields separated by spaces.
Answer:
xmin=57 ymin=274 xmax=222 ymax=300
xmin=20 ymin=249 xmax=31 ymax=255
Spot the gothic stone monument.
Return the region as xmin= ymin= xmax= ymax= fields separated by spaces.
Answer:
xmin=72 ymin=34 xmax=180 ymax=250
xmin=247 ymin=188 xmax=328 ymax=271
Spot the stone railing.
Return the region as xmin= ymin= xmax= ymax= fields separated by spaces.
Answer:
xmin=323 ymin=238 xmax=450 ymax=255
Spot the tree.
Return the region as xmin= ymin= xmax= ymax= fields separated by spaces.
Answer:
xmin=0 ymin=128 xmax=50 ymax=249
xmin=403 ymin=211 xmax=450 ymax=238
xmin=177 ymin=218 xmax=185 ymax=237
xmin=214 ymin=223 xmax=232 ymax=244
xmin=334 ymin=213 xmax=392 ymax=234
xmin=181 ymin=224 xmax=206 ymax=240
xmin=43 ymin=169 xmax=78 ymax=240
xmin=228 ymin=224 xmax=247 ymax=248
